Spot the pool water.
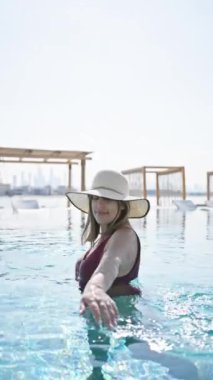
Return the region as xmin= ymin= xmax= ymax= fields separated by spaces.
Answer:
xmin=0 ymin=200 xmax=213 ymax=379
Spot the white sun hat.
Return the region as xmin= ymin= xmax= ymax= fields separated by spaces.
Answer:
xmin=66 ymin=170 xmax=150 ymax=218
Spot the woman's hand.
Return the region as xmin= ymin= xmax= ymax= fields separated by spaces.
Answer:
xmin=80 ymin=286 xmax=119 ymax=329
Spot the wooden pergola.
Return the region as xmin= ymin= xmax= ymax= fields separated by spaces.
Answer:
xmin=122 ymin=166 xmax=186 ymax=205
xmin=207 ymin=171 xmax=213 ymax=200
xmin=0 ymin=146 xmax=92 ymax=193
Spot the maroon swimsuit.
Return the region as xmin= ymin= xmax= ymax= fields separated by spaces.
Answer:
xmin=75 ymin=232 xmax=141 ymax=296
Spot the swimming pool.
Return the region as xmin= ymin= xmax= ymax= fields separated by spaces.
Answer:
xmin=0 ymin=198 xmax=213 ymax=379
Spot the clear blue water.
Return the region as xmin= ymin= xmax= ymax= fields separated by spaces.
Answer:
xmin=0 ymin=196 xmax=213 ymax=379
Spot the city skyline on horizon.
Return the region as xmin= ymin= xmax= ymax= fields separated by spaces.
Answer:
xmin=0 ymin=161 xmax=209 ymax=193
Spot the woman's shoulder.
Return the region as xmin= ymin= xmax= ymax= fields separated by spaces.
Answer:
xmin=110 ymin=224 xmax=138 ymax=243
xmin=116 ymin=223 xmax=137 ymax=234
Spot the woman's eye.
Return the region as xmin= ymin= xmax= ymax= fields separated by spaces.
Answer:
xmin=91 ymin=196 xmax=99 ymax=201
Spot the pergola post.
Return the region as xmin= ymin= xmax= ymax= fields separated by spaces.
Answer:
xmin=142 ymin=167 xmax=147 ymax=198
xmin=156 ymin=173 xmax=160 ymax=206
xmin=67 ymin=162 xmax=72 ymax=207
xmin=182 ymin=167 xmax=186 ymax=200
xmin=207 ymin=172 xmax=210 ymax=201
xmin=68 ymin=162 xmax=72 ymax=191
xmin=81 ymin=159 xmax=86 ymax=191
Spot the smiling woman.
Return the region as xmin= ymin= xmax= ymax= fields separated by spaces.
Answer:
xmin=66 ymin=169 xmax=150 ymax=328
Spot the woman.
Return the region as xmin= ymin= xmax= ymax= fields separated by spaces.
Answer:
xmin=66 ymin=169 xmax=150 ymax=328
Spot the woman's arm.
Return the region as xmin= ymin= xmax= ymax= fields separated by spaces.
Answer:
xmin=80 ymin=228 xmax=138 ymax=328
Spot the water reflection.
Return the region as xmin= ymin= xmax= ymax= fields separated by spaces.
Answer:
xmin=130 ymin=215 xmax=147 ymax=232
xmin=67 ymin=207 xmax=72 ymax=230
xmin=206 ymin=210 xmax=213 ymax=240
xmin=81 ymin=213 xmax=86 ymax=231
xmin=131 ymin=207 xmax=186 ymax=243
xmin=66 ymin=208 xmax=85 ymax=244
xmin=156 ymin=208 xmax=186 ymax=243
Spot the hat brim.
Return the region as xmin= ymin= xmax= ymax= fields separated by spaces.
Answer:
xmin=66 ymin=189 xmax=150 ymax=218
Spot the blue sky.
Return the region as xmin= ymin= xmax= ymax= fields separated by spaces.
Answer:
xmin=0 ymin=0 xmax=213 ymax=190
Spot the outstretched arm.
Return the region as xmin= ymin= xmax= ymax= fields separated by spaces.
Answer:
xmin=80 ymin=257 xmax=120 ymax=328
xmin=80 ymin=228 xmax=138 ymax=328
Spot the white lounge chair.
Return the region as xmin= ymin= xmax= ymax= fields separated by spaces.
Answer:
xmin=11 ymin=199 xmax=40 ymax=212
xmin=173 ymin=200 xmax=197 ymax=211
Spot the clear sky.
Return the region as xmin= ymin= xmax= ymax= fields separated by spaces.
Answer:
xmin=0 ymin=0 xmax=213 ymax=191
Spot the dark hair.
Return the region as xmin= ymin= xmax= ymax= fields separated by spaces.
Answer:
xmin=81 ymin=197 xmax=130 ymax=245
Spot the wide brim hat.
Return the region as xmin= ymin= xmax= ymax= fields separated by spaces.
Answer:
xmin=66 ymin=170 xmax=150 ymax=218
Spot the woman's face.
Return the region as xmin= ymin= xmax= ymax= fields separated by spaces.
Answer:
xmin=91 ymin=196 xmax=120 ymax=226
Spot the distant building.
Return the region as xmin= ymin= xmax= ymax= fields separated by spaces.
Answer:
xmin=0 ymin=183 xmax=11 ymax=195
xmin=55 ymin=185 xmax=68 ymax=195
xmin=33 ymin=186 xmax=52 ymax=195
